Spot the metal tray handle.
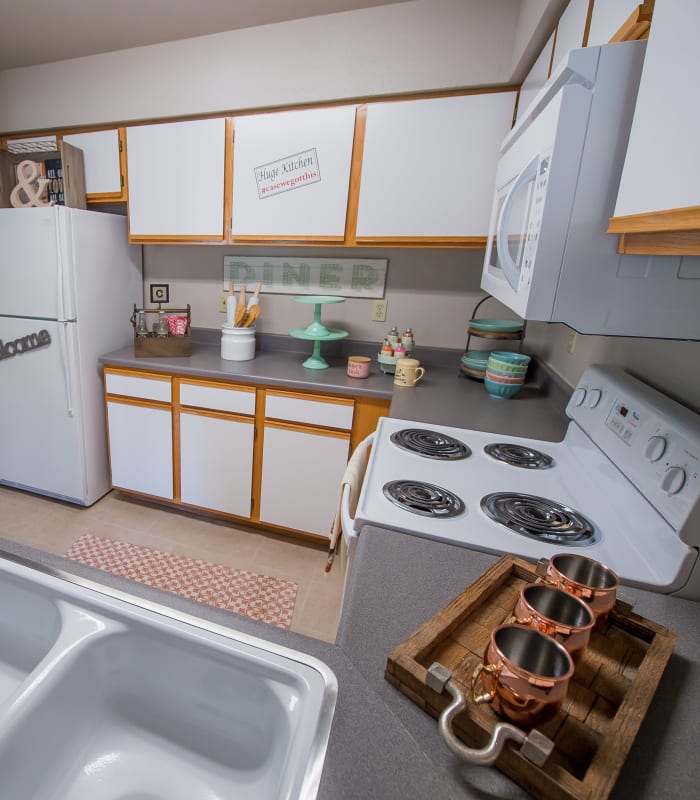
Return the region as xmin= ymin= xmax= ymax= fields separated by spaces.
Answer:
xmin=426 ymin=662 xmax=554 ymax=767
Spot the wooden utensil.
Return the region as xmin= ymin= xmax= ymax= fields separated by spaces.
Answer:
xmin=234 ymin=285 xmax=247 ymax=327
xmin=244 ymin=283 xmax=261 ymax=327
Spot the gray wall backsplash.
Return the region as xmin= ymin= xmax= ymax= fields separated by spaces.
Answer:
xmin=144 ymin=244 xmax=700 ymax=412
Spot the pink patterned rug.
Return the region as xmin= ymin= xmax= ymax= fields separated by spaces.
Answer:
xmin=64 ymin=534 xmax=298 ymax=629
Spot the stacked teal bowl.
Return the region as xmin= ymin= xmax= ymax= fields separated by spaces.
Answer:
xmin=484 ymin=351 xmax=531 ymax=398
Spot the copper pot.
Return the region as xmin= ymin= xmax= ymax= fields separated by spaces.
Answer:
xmin=545 ymin=553 xmax=619 ymax=620
xmin=471 ymin=624 xmax=574 ymax=728
xmin=513 ymin=583 xmax=595 ymax=660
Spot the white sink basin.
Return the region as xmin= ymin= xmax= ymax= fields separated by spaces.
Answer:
xmin=0 ymin=554 xmax=337 ymax=800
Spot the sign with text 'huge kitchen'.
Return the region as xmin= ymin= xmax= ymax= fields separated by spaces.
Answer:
xmin=255 ymin=149 xmax=321 ymax=199
xmin=224 ymin=257 xmax=387 ymax=298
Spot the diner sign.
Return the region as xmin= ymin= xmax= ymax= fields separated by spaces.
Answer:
xmin=255 ymin=148 xmax=321 ymax=199
xmin=224 ymin=257 xmax=387 ymax=298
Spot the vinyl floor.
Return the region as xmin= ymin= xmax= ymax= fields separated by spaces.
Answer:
xmin=0 ymin=486 xmax=343 ymax=643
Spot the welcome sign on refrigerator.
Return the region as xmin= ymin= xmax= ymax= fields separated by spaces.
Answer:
xmin=0 ymin=206 xmax=142 ymax=505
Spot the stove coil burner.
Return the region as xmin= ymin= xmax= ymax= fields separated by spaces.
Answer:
xmin=484 ymin=443 xmax=553 ymax=469
xmin=390 ymin=428 xmax=471 ymax=461
xmin=383 ymin=480 xmax=465 ymax=518
xmin=481 ymin=493 xmax=597 ymax=546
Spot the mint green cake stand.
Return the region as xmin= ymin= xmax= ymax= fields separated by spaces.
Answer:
xmin=289 ymin=296 xmax=348 ymax=369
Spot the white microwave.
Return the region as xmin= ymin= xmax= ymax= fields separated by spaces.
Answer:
xmin=482 ymin=41 xmax=700 ymax=341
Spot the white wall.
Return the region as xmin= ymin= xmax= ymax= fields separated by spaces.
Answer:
xmin=0 ymin=0 xmax=522 ymax=133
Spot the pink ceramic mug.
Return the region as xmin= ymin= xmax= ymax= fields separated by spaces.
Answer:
xmin=347 ymin=355 xmax=371 ymax=378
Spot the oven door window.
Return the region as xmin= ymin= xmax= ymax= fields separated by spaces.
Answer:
xmin=488 ymin=156 xmax=538 ymax=291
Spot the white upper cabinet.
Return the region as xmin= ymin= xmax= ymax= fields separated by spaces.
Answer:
xmin=356 ymin=92 xmax=516 ymax=239
xmin=62 ymin=129 xmax=124 ymax=198
xmin=517 ymin=33 xmax=555 ymax=122
xmin=231 ymin=106 xmax=357 ymax=240
xmin=587 ymin=0 xmax=642 ymax=45
xmin=614 ymin=0 xmax=699 ymax=219
xmin=127 ymin=118 xmax=227 ymax=240
xmin=551 ymin=0 xmax=589 ymax=69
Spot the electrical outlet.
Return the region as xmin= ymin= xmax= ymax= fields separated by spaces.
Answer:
xmin=219 ymin=292 xmax=228 ymax=313
xmin=372 ymin=299 xmax=388 ymax=322
xmin=567 ymin=331 xmax=578 ymax=353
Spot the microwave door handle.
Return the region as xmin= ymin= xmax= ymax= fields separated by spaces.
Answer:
xmin=496 ymin=155 xmax=538 ymax=291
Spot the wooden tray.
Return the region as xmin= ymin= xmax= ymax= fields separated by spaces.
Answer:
xmin=385 ymin=555 xmax=677 ymax=800
xmin=131 ymin=304 xmax=191 ymax=358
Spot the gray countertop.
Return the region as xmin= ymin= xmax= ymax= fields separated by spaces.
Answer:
xmin=25 ymin=339 xmax=690 ymax=797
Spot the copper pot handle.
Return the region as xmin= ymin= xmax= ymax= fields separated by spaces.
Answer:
xmin=426 ymin=662 xmax=554 ymax=767
xmin=471 ymin=661 xmax=500 ymax=704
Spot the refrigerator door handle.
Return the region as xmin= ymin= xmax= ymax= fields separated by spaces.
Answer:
xmin=57 ymin=322 xmax=76 ymax=417
xmin=55 ymin=206 xmax=76 ymax=321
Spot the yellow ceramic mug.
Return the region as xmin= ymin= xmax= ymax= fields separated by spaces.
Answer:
xmin=394 ymin=357 xmax=425 ymax=387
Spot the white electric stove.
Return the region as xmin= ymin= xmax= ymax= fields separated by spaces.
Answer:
xmin=344 ymin=365 xmax=700 ymax=599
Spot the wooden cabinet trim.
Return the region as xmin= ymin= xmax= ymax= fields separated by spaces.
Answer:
xmin=610 ymin=0 xmax=654 ymax=43
xmin=264 ymin=418 xmax=352 ymax=439
xmin=355 ymin=235 xmax=488 ymax=248
xmin=223 ymin=117 xmax=234 ymax=242
xmin=344 ymin=105 xmax=367 ymax=247
xmin=180 ymin=407 xmax=255 ymax=424
xmin=178 ymin=376 xmax=256 ymax=394
xmin=230 ymin=234 xmax=346 ymax=244
xmin=608 ymin=205 xmax=700 ymax=234
xmin=105 ymin=395 xmax=171 ymax=411
xmin=105 ymin=366 xmax=172 ymax=382
xmin=264 ymin=387 xmax=354 ymax=407
xmin=616 ymin=230 xmax=700 ymax=256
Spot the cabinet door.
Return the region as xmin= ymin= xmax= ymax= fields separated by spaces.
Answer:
xmin=614 ymin=0 xmax=699 ymax=219
xmin=106 ymin=400 xmax=173 ymax=499
xmin=259 ymin=425 xmax=350 ymax=536
xmin=356 ymin=92 xmax=516 ymax=240
xmin=587 ymin=0 xmax=641 ymax=46
xmin=61 ymin=129 xmax=125 ymax=200
xmin=180 ymin=412 xmax=254 ymax=517
xmin=126 ymin=118 xmax=227 ymax=241
xmin=517 ymin=33 xmax=555 ymax=122
xmin=551 ymin=0 xmax=589 ymax=69
xmin=231 ymin=106 xmax=357 ymax=240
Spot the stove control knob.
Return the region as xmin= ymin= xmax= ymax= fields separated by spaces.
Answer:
xmin=586 ymin=389 xmax=602 ymax=408
xmin=645 ymin=435 xmax=668 ymax=463
xmin=572 ymin=388 xmax=587 ymax=407
xmin=661 ymin=466 xmax=686 ymax=496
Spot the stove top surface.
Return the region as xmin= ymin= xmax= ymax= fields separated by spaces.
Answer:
xmin=353 ymin=417 xmax=697 ymax=593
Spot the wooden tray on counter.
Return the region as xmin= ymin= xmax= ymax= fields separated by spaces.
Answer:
xmin=385 ymin=555 xmax=677 ymax=800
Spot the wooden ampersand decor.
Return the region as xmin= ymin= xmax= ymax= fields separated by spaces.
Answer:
xmin=10 ymin=160 xmax=55 ymax=208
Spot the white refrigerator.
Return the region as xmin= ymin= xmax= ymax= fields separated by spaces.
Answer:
xmin=0 ymin=206 xmax=142 ymax=505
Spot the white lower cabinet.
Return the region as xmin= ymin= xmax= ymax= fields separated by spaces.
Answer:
xmin=180 ymin=411 xmax=254 ymax=517
xmin=259 ymin=425 xmax=350 ymax=536
xmin=104 ymin=369 xmax=366 ymax=538
xmin=106 ymin=400 xmax=173 ymax=500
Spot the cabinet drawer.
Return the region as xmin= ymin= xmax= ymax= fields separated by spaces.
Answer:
xmin=105 ymin=371 xmax=171 ymax=403
xmin=180 ymin=382 xmax=255 ymax=415
xmin=265 ymin=393 xmax=354 ymax=429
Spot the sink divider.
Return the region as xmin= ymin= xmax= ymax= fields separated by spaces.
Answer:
xmin=0 ymin=601 xmax=124 ymax=741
